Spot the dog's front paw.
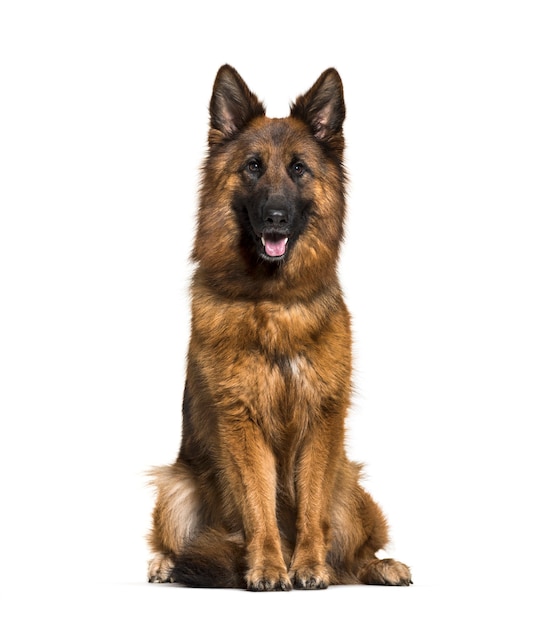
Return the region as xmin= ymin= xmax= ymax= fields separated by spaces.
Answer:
xmin=290 ymin=564 xmax=330 ymax=590
xmin=147 ymin=553 xmax=176 ymax=583
xmin=246 ymin=566 xmax=292 ymax=591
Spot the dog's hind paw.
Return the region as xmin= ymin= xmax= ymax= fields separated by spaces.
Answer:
xmin=359 ymin=558 xmax=412 ymax=586
xmin=147 ymin=554 xmax=176 ymax=583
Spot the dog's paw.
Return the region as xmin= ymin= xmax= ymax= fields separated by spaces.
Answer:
xmin=290 ymin=564 xmax=330 ymax=590
xmin=246 ymin=566 xmax=292 ymax=591
xmin=147 ymin=553 xmax=176 ymax=583
xmin=359 ymin=558 xmax=412 ymax=586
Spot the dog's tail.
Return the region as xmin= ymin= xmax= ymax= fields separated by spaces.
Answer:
xmin=170 ymin=529 xmax=246 ymax=589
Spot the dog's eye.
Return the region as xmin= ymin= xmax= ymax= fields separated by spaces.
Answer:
xmin=292 ymin=161 xmax=305 ymax=176
xmin=247 ymin=159 xmax=261 ymax=173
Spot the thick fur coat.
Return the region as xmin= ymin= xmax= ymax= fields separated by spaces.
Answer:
xmin=147 ymin=65 xmax=411 ymax=590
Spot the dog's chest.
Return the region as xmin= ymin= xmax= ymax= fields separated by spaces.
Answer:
xmin=275 ymin=353 xmax=304 ymax=378
xmin=192 ymin=291 xmax=347 ymax=429
xmin=251 ymin=301 xmax=317 ymax=354
xmin=257 ymin=312 xmax=325 ymax=433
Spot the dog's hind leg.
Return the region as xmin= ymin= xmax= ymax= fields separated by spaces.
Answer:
xmin=328 ymin=464 xmax=412 ymax=586
xmin=352 ymin=487 xmax=412 ymax=586
xmin=147 ymin=463 xmax=202 ymax=583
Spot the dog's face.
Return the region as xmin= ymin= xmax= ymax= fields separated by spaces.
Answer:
xmin=194 ymin=65 xmax=347 ymax=294
xmin=231 ymin=117 xmax=320 ymax=264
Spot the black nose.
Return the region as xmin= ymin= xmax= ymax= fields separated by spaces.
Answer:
xmin=262 ymin=201 xmax=289 ymax=227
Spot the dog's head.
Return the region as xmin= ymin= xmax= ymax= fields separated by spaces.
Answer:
xmin=194 ymin=65 xmax=347 ymax=295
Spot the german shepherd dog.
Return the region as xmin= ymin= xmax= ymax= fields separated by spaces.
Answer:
xmin=147 ymin=65 xmax=412 ymax=590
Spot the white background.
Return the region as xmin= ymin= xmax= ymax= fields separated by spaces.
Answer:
xmin=1 ymin=1 xmax=539 ymax=624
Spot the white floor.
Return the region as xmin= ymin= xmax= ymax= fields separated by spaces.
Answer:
xmin=3 ymin=577 xmax=537 ymax=625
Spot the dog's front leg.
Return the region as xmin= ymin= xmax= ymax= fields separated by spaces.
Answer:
xmin=220 ymin=414 xmax=292 ymax=591
xmin=289 ymin=417 xmax=342 ymax=589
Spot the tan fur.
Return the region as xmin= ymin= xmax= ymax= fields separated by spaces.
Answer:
xmin=147 ymin=65 xmax=411 ymax=590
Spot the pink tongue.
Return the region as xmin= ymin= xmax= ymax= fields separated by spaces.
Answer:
xmin=264 ymin=237 xmax=287 ymax=257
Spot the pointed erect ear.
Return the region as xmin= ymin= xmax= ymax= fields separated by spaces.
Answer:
xmin=209 ymin=65 xmax=266 ymax=143
xmin=290 ymin=68 xmax=346 ymax=145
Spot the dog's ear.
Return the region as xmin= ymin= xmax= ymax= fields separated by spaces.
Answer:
xmin=290 ymin=68 xmax=345 ymax=148
xmin=209 ymin=65 xmax=265 ymax=144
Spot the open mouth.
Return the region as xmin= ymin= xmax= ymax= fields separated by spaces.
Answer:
xmin=261 ymin=233 xmax=289 ymax=258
